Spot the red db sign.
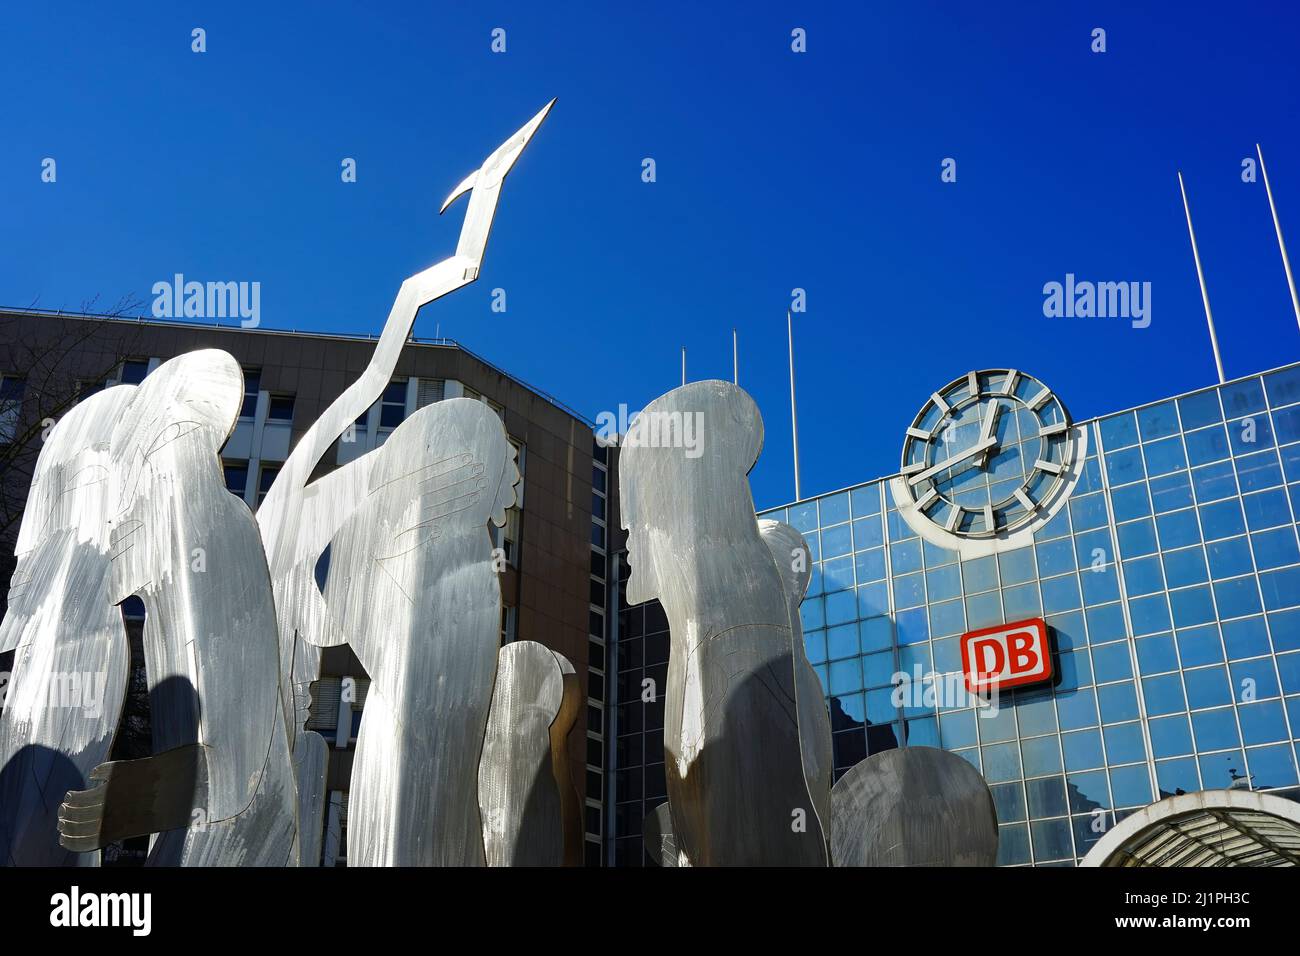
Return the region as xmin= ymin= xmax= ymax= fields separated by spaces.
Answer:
xmin=961 ymin=618 xmax=1053 ymax=693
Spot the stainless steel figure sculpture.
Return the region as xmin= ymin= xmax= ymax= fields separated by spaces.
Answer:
xmin=253 ymin=100 xmax=553 ymax=864
xmin=618 ymin=380 xmax=827 ymax=866
xmin=830 ymin=746 xmax=998 ymax=867
xmin=58 ymin=352 xmax=298 ymax=866
xmin=479 ymin=641 xmax=564 ymax=867
xmin=313 ymin=398 xmax=520 ymax=865
xmin=759 ymin=519 xmax=833 ymax=853
xmin=0 ymin=387 xmax=135 ymax=866
xmin=549 ymin=650 xmax=584 ymax=866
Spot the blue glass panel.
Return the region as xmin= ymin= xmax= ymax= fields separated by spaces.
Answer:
xmin=962 ymin=555 xmax=998 ymax=593
xmin=1057 ymin=688 xmax=1099 ymax=730
xmin=1214 ymin=576 xmax=1263 ymax=619
xmin=1155 ymin=757 xmax=1200 ymax=797
xmin=1252 ymin=527 xmax=1300 ymax=570
xmin=1142 ymin=673 xmax=1187 ymax=715
xmin=895 ymin=607 xmax=929 ymax=645
xmin=827 ymin=623 xmax=861 ymax=661
xmin=1067 ymin=769 xmax=1111 ymax=811
xmin=1081 ymin=565 xmax=1121 ymax=606
xmin=1247 ymin=743 xmax=1299 ymax=788
xmin=1260 ymin=567 xmax=1300 ymax=611
xmin=1025 ymin=775 xmax=1068 ymax=817
xmin=1238 ymin=700 xmax=1287 ymax=745
xmin=1278 ymin=651 xmax=1300 ymax=694
xmin=929 ymin=599 xmax=966 ymax=639
xmin=1176 ymin=624 xmax=1223 ymax=667
xmin=1030 ymin=818 xmax=1074 ymax=862
xmin=939 ymin=709 xmax=978 ymax=749
xmin=1222 ymin=616 xmax=1272 ymax=659
xmin=805 ymin=628 xmax=827 ymax=664
xmin=1228 ymin=413 xmax=1274 ymax=453
xmin=1230 ymin=658 xmax=1280 ymax=701
xmin=1021 ymin=736 xmax=1063 ymax=777
xmin=1091 ymin=641 xmax=1134 ymax=683
xmin=1100 ymin=412 xmax=1138 ymax=450
xmin=1199 ymin=498 xmax=1246 ymax=540
xmin=1150 ymin=471 xmax=1194 ymax=513
xmin=991 ymin=782 xmax=1026 ymax=823
xmin=853 ymin=516 xmax=884 ymax=549
xmin=1170 ymin=586 xmax=1216 ymax=628
xmin=1138 ymin=401 xmax=1179 ymax=441
xmin=1163 ymin=547 xmax=1209 ymax=588
xmin=1198 ymin=750 xmax=1248 ymax=789
xmin=1036 ymin=538 xmax=1076 ymax=576
xmin=1128 ymin=594 xmax=1171 ymax=636
xmin=1062 ymin=729 xmax=1105 ymax=772
xmin=1085 ymin=603 xmax=1128 ymax=644
xmin=1149 ymin=714 xmax=1194 ymax=757
xmin=1269 ymin=608 xmax=1300 ymax=652
xmin=1263 ymin=365 xmax=1300 ymax=407
xmin=1097 ymin=682 xmax=1140 ymax=723
xmin=1184 ymin=666 xmax=1232 ymax=709
xmin=1179 ymin=388 xmax=1223 ymax=429
xmin=1191 ymin=706 xmax=1240 ymax=750
xmin=1015 ymin=692 xmax=1058 ymax=736
xmin=1109 ymin=764 xmax=1153 ymax=808
xmin=981 ymin=741 xmax=1022 ymax=783
xmin=1192 ymin=460 xmax=1238 ymax=503
xmin=855 ymin=548 xmax=886 ymax=582
xmin=1236 ymin=449 xmax=1283 ymax=492
xmin=1111 ymin=482 xmax=1152 ymax=522
xmin=851 ymin=485 xmax=881 ymax=517
xmin=1243 ymin=489 xmax=1291 ymax=531
xmin=1117 ymin=519 xmax=1157 ymax=558
xmin=1041 ymin=575 xmax=1081 ymax=613
xmin=1184 ymin=425 xmax=1229 ymax=466
xmin=1207 ymin=536 xmax=1253 ymax=579
xmin=819 ymin=491 xmax=851 ymax=526
xmin=1143 ymin=436 xmax=1186 ymax=477
xmin=1070 ymin=493 xmax=1109 ymax=531
xmin=1136 ymin=634 xmax=1179 ymax=675
xmin=1156 ymin=509 xmax=1201 ymax=549
xmin=1220 ymin=377 xmax=1266 ymax=417
xmin=997 ymin=823 xmax=1031 ymax=866
xmin=821 ymin=523 xmax=852 ymax=559
xmin=1103 ymin=722 xmax=1147 ymax=764
xmin=925 ymin=563 xmax=961 ymax=601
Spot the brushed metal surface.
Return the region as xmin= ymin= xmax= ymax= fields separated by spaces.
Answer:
xmin=0 ymin=387 xmax=135 ymax=866
xmin=643 ymin=801 xmax=679 ymax=867
xmin=618 ymin=380 xmax=827 ymax=866
xmin=549 ymin=650 xmax=584 ymax=866
xmin=57 ymin=352 xmax=298 ymax=865
xmin=759 ymin=519 xmax=833 ymax=853
xmin=253 ymin=102 xmax=553 ymax=863
xmin=315 ymin=398 xmax=519 ymax=866
xmin=830 ymin=745 xmax=998 ymax=867
xmin=478 ymin=641 xmax=564 ymax=867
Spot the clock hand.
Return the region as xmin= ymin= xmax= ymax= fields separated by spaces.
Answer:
xmin=908 ymin=435 xmax=998 ymax=486
xmin=977 ymin=403 xmax=1002 ymax=469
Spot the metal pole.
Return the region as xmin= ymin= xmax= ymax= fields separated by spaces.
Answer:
xmin=681 ymin=347 xmax=686 ymax=387
xmin=1177 ymin=171 xmax=1226 ymax=384
xmin=732 ymin=328 xmax=738 ymax=385
xmin=787 ymin=310 xmax=802 ymax=501
xmin=1257 ymin=143 xmax=1300 ymax=334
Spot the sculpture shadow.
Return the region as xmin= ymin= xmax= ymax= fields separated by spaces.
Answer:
xmin=0 ymin=743 xmax=85 ymax=866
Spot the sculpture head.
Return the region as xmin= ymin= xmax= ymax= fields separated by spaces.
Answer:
xmin=758 ymin=519 xmax=812 ymax=609
xmin=365 ymin=397 xmax=519 ymax=562
xmin=618 ymin=380 xmax=764 ymax=607
xmin=3 ymin=386 xmax=135 ymax=628
xmin=106 ymin=350 xmax=243 ymax=602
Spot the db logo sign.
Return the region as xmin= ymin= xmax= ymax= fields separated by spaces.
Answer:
xmin=961 ymin=618 xmax=1053 ymax=693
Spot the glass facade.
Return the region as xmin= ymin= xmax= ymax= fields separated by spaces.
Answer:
xmin=609 ymin=362 xmax=1300 ymax=866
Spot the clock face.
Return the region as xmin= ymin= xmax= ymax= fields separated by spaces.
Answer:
xmin=898 ymin=370 xmax=1076 ymax=538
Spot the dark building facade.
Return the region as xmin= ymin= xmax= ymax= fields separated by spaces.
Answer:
xmin=0 ymin=307 xmax=608 ymax=864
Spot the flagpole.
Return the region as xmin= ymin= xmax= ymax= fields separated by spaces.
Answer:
xmin=1257 ymin=144 xmax=1300 ymax=334
xmin=732 ymin=328 xmax=738 ymax=385
xmin=1178 ymin=171 xmax=1226 ymax=384
xmin=681 ymin=346 xmax=686 ymax=387
xmin=788 ymin=310 xmax=802 ymax=501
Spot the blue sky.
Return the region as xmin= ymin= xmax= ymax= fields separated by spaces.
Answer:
xmin=3 ymin=1 xmax=1300 ymax=510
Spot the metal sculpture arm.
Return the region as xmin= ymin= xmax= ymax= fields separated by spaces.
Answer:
xmin=257 ymin=97 xmax=554 ymax=568
xmin=58 ymin=744 xmax=208 ymax=851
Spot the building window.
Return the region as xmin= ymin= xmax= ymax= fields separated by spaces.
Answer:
xmin=380 ymin=380 xmax=407 ymax=429
xmin=267 ymin=394 xmax=295 ymax=423
xmin=500 ymin=606 xmax=517 ymax=645
xmin=0 ymin=376 xmax=25 ymax=443
xmin=257 ymin=464 xmax=280 ymax=506
xmin=118 ymin=359 xmax=150 ymax=385
xmin=241 ymin=370 xmax=261 ymax=419
xmin=416 ymin=378 xmax=445 ymax=409
xmin=224 ymin=461 xmax=248 ymax=500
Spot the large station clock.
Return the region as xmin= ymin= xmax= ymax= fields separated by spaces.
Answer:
xmin=895 ymin=369 xmax=1079 ymax=539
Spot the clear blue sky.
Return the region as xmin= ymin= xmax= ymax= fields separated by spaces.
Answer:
xmin=3 ymin=1 xmax=1299 ymax=510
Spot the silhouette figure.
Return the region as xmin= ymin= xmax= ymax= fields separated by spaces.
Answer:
xmin=314 ymin=398 xmax=519 ymax=865
xmin=58 ymin=351 xmax=298 ymax=865
xmin=478 ymin=641 xmax=564 ymax=867
xmin=618 ymin=380 xmax=827 ymax=865
xmin=0 ymin=386 xmax=135 ymax=865
xmin=759 ymin=519 xmax=833 ymax=853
